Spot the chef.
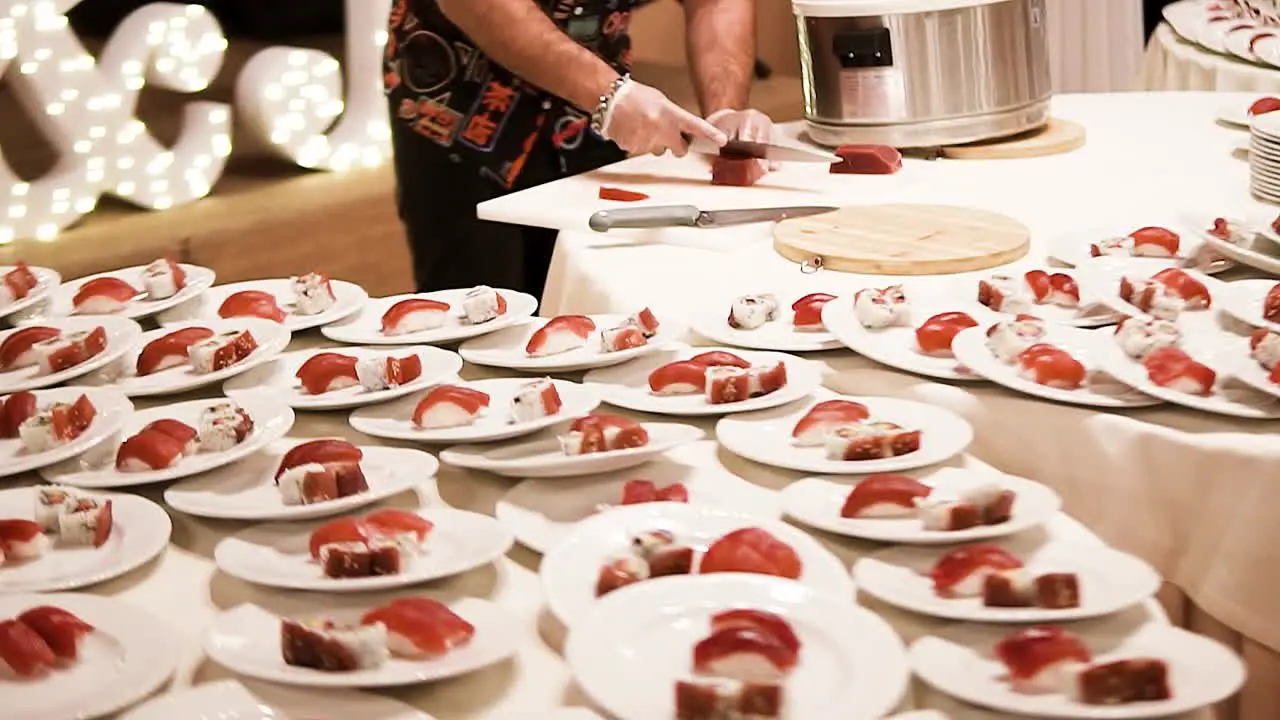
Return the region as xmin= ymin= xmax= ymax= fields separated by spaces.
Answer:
xmin=384 ymin=0 xmax=774 ymax=297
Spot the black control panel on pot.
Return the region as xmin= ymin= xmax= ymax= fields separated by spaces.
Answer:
xmin=832 ymin=27 xmax=893 ymax=69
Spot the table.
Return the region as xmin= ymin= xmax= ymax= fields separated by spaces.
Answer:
xmin=477 ymin=90 xmax=1277 ymax=719
xmin=1144 ymin=23 xmax=1280 ymax=91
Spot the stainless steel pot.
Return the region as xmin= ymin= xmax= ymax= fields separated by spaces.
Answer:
xmin=793 ymin=0 xmax=1052 ymax=148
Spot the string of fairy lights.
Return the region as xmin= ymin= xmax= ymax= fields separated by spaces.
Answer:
xmin=0 ymin=0 xmax=394 ymax=245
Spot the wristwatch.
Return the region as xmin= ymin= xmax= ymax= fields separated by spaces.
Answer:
xmin=590 ymin=74 xmax=630 ymax=136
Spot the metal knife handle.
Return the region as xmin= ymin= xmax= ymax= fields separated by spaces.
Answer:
xmin=588 ymin=205 xmax=701 ymax=232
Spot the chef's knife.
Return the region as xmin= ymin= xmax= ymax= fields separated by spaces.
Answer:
xmin=686 ymin=136 xmax=841 ymax=164
xmin=588 ymin=204 xmax=836 ymax=232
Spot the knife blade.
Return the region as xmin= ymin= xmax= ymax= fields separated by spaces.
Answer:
xmin=588 ymin=205 xmax=837 ymax=232
xmin=686 ymin=136 xmax=841 ymax=164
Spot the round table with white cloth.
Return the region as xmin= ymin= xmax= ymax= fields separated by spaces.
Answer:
xmin=478 ymin=91 xmax=1280 ymax=720
xmin=1144 ymin=22 xmax=1280 ymax=92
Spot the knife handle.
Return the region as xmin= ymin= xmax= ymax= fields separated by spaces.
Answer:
xmin=588 ymin=205 xmax=701 ymax=232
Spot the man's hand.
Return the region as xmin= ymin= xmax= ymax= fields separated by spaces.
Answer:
xmin=603 ymin=81 xmax=728 ymax=157
xmin=708 ymin=108 xmax=778 ymax=170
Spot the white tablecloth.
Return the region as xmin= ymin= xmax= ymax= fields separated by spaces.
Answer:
xmin=1144 ymin=22 xmax=1280 ymax=91
xmin=1048 ymin=0 xmax=1146 ymax=91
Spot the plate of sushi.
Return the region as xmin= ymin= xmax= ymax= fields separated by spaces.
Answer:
xmin=581 ymin=345 xmax=820 ymax=416
xmin=214 ymin=505 xmax=513 ymax=591
xmin=1094 ymin=322 xmax=1280 ymax=418
xmin=1184 ymin=212 xmax=1280 ymax=277
xmin=540 ymin=503 xmax=852 ymax=627
xmin=0 ymin=486 xmax=171 ymax=593
xmin=495 ymin=440 xmax=780 ymax=554
xmin=348 ymin=377 xmax=601 ymax=444
xmin=691 ymin=291 xmax=844 ymax=352
xmin=79 ymin=318 xmax=291 ymax=397
xmin=321 ymin=286 xmax=538 ymax=346
xmin=0 ymin=317 xmax=143 ymax=393
xmin=157 ymin=275 xmax=367 ymax=332
xmin=910 ymin=615 xmax=1246 ymax=717
xmin=854 ymin=532 xmax=1162 ymax=623
xmin=120 ymin=679 xmax=439 ymax=720
xmin=0 ymin=261 xmax=60 ymax=321
xmin=0 ymin=387 xmax=132 ymax=478
xmin=821 ymin=286 xmax=999 ymax=381
xmin=1046 ymin=222 xmax=1230 ymax=274
xmin=715 ymin=393 xmax=974 ymax=475
xmin=1073 ymin=257 xmax=1224 ymax=334
xmin=38 ymin=396 xmax=294 ymax=488
xmin=1232 ymin=329 xmax=1280 ymax=399
xmin=459 ymin=309 xmax=680 ymax=372
xmin=779 ymin=466 xmax=1061 ymax=544
xmin=164 ymin=438 xmax=433 ymax=521
xmin=0 ymin=593 xmax=182 ymax=720
xmin=1218 ymin=278 xmax=1280 ymax=333
xmin=204 ymin=596 xmax=519 ymax=687
xmin=40 ymin=259 xmax=215 ymax=319
xmin=223 ymin=345 xmax=462 ymax=411
xmin=439 ymin=415 xmax=705 ymax=478
xmin=564 ymin=573 xmax=909 ymax=720
xmin=951 ymin=320 xmax=1162 ymax=408
xmin=954 ymin=267 xmax=1121 ymax=328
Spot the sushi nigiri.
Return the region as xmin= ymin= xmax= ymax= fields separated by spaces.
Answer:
xmin=649 ymin=361 xmax=708 ymax=395
xmin=57 ymin=497 xmax=113 ymax=547
xmin=824 ymin=422 xmax=921 ymax=461
xmin=792 ymin=293 xmax=836 ymax=331
xmin=599 ymin=324 xmax=647 ymax=353
xmin=1091 ymin=227 xmax=1179 ymax=258
xmin=1 ymin=262 xmax=39 ymax=306
xmin=994 ymin=625 xmax=1092 ymax=694
xmin=275 ymin=439 xmax=365 ymax=497
xmin=0 ymin=518 xmax=50 ymax=561
xmin=1114 ymin=316 xmax=1181 ymax=359
xmin=619 ymin=479 xmax=688 ymax=505
xmin=364 ymin=508 xmax=434 ymax=545
xmin=17 ymin=606 xmax=94 ymax=660
xmin=412 ymin=384 xmax=490 ymax=429
xmin=354 ymin=354 xmax=423 ymax=391
xmin=509 ymin=378 xmax=562 ymax=422
xmin=291 ymin=273 xmax=336 ymax=316
xmin=628 ymin=307 xmax=660 ymax=337
xmin=1142 ymin=346 xmax=1216 ymax=395
xmin=560 ymin=414 xmax=649 ymax=455
xmin=727 ymin=294 xmax=778 ymax=330
xmin=188 ymin=329 xmax=258 ymax=374
xmin=675 ymin=679 xmax=783 ymax=720
xmin=296 ymin=353 xmax=360 ymax=395
xmin=693 ymin=626 xmax=799 ymax=683
xmin=839 ymin=473 xmax=932 ymax=518
xmin=1251 ymin=328 xmax=1280 ymax=370
xmin=688 ymin=351 xmax=751 ymax=368
xmin=1071 ymin=658 xmax=1172 ymax=704
xmin=930 ymin=543 xmax=1024 ymax=598
xmin=976 ymin=275 xmax=1034 ymax=314
xmin=0 ymin=391 xmax=36 ymax=439
xmin=281 ymin=617 xmax=388 ymax=671
xmin=1024 ymin=270 xmax=1080 ymax=308
xmin=986 ymin=314 xmax=1047 ymax=364
xmin=308 ymin=517 xmax=371 ymax=559
xmin=854 ymin=285 xmax=910 ymax=329
xmin=461 ymin=285 xmax=507 ymax=324
xmin=115 ymin=429 xmax=187 ymax=471
xmin=791 ymin=399 xmax=870 ymax=446
xmin=525 ymin=315 xmax=596 ymax=357
xmin=218 ymin=290 xmax=287 ymax=323
xmin=0 ymin=618 xmax=56 ymax=677
xmin=0 ymin=326 xmax=60 ymax=370
xmin=140 ymin=258 xmax=186 ymax=300
xmin=915 ymin=312 xmax=978 ymax=357
xmin=1016 ymin=344 xmax=1087 ymax=390
xmin=72 ymin=277 xmax=138 ymax=314
xmin=709 ymin=609 xmax=801 ymax=655
xmin=1264 ymin=283 xmax=1280 ymax=324
xmin=1151 ymin=267 xmax=1211 ymax=308
xmin=32 ymin=326 xmax=107 ymax=374
xmin=382 ymin=298 xmax=450 ymax=335
xmin=197 ymin=402 xmax=254 ymax=452
xmin=700 ymin=528 xmax=802 ymax=579
xmin=596 ymin=555 xmax=650 ymax=597
xmin=135 ymin=327 xmax=215 ymax=375
xmin=361 ymin=597 xmax=475 ymax=659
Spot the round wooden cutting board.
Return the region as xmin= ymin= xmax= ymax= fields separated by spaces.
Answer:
xmin=940 ymin=118 xmax=1086 ymax=160
xmin=773 ymin=204 xmax=1030 ymax=275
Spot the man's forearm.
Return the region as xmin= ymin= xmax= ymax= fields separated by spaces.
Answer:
xmin=437 ymin=0 xmax=619 ymax=111
xmin=683 ymin=0 xmax=755 ymax=115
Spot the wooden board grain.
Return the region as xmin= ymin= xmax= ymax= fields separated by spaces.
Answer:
xmin=941 ymin=118 xmax=1086 ymax=160
xmin=773 ymin=204 xmax=1030 ymax=275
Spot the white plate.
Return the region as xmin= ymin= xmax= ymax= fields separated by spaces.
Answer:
xmin=349 ymin=377 xmax=601 ymax=444
xmin=1223 ymin=30 xmax=1263 ymax=68
xmin=77 ymin=318 xmax=291 ymax=397
xmin=715 ymin=392 xmax=974 ymax=475
xmin=0 ymin=488 xmax=171 ymax=593
xmin=321 ymin=288 xmax=538 ymax=346
xmin=459 ymin=314 xmax=684 ymax=372
xmin=1073 ymin=256 xmax=1225 ymax=333
xmin=1185 ymin=213 xmax=1280 ymax=276
xmin=38 ymin=395 xmax=295 ymax=487
xmin=581 ymin=345 xmax=821 ymax=416
xmin=1094 ymin=332 xmax=1280 ymax=418
xmin=1254 ymin=32 xmax=1280 ymax=69
xmin=1218 ymin=278 xmax=1280 ymax=331
xmin=0 ymin=316 xmax=143 ymax=394
xmin=494 ymin=440 xmax=781 ymax=554
xmin=164 ymin=442 xmax=433 ymax=521
xmin=854 ymin=532 xmax=1162 ymax=623
xmin=911 ymin=615 xmax=1246 ymax=718
xmin=0 ymin=592 xmax=181 ymax=720
xmin=41 ymin=263 xmax=215 ymax=320
xmin=205 ymin=599 xmax=518 ymax=688
xmin=690 ymin=293 xmax=843 ymax=352
xmin=1045 ymin=221 xmax=1223 ymax=273
xmin=120 ymin=679 xmax=438 ymax=720
xmin=822 ymin=294 xmax=999 ymax=381
xmin=440 ymin=422 xmax=705 ymax=478
xmin=948 ymin=270 xmax=1120 ymax=329
xmin=1231 ymin=343 xmax=1280 ymax=399
xmin=0 ymin=264 xmax=59 ymax=321
xmin=214 ymin=506 xmax=513 ymax=591
xmin=0 ymin=386 xmax=132 ymax=478
xmin=952 ymin=324 xmax=1162 ymax=408
xmin=565 ymin=574 xmax=908 ymax=720
xmin=223 ymin=345 xmax=462 ymax=411
xmin=540 ymin=503 xmax=852 ymax=627
xmin=780 ymin=466 xmax=1061 ymax=544
xmin=157 ymin=278 xmax=367 ymax=331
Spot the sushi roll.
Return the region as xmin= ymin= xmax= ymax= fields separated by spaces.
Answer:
xmin=705 ymin=366 xmax=750 ymax=404
xmin=700 ymin=527 xmax=802 ymax=579
xmin=509 ymin=378 xmax=562 ymax=422
xmin=0 ymin=326 xmax=60 ymax=370
xmin=34 ymin=486 xmax=81 ymax=532
xmin=17 ymin=606 xmax=95 ymax=661
xmin=19 ymin=395 xmax=98 ymax=452
xmin=559 ymin=414 xmax=649 ymax=455
xmin=1016 ymin=344 xmax=1088 ymax=390
xmin=115 ymin=429 xmax=187 ymax=471
xmin=915 ymin=312 xmax=979 ymax=357
xmin=595 ymin=555 xmax=650 ymax=597
xmin=839 ymin=473 xmax=932 ymax=519
xmin=1114 ymin=317 xmax=1181 ymax=360
xmin=1089 ymin=235 xmax=1134 ymax=258
xmin=627 ymin=307 xmax=660 ymax=337
xmin=824 ymin=422 xmax=921 ymax=461
xmin=291 ymin=273 xmax=336 ymax=316
xmin=197 ymin=402 xmax=255 ymax=452
xmin=140 ymin=258 xmax=187 ymax=299
xmin=1069 ymin=658 xmax=1172 ymax=704
xmin=791 ymin=293 xmax=836 ymax=331
xmin=0 ymin=391 xmax=37 ymax=439
xmin=915 ymin=496 xmax=983 ymax=531
xmin=1142 ymin=346 xmax=1216 ymax=395
xmin=727 ymin=294 xmax=778 ymax=330
xmin=72 ymin=276 xmax=138 ymax=314
xmin=381 ymin=298 xmax=450 ymax=335
xmin=281 ymin=617 xmax=389 ymax=671
xmin=985 ymin=315 xmax=1047 ymax=364
xmin=0 ymin=619 xmax=56 ymax=677
xmin=360 ymin=597 xmax=475 ymax=659
xmin=411 ymin=385 xmax=490 ymax=429
xmin=853 ymin=285 xmax=910 ymax=329
xmin=525 ymin=315 xmax=596 ymax=357
xmin=318 ymin=537 xmax=402 ymax=578
xmin=599 ymin=324 xmax=647 ymax=352
xmin=277 ymin=463 xmax=340 ymax=505
xmin=0 ymin=262 xmax=39 ymax=307
xmin=57 ymin=497 xmax=113 ymax=547
xmin=0 ymin=519 xmax=52 ymax=561
xmin=930 ymin=543 xmax=1024 ymax=598
xmin=217 ymin=290 xmax=287 ymax=323
xmin=692 ymin=625 xmax=799 ymax=683
xmin=32 ymin=326 xmax=107 ymax=374
xmin=1251 ymin=329 xmax=1280 ymax=370
xmin=977 ymin=275 xmax=1034 ymax=314
xmin=461 ymin=285 xmax=507 ymax=324
xmin=994 ymin=625 xmax=1092 ymax=694
xmin=981 ymin=568 xmax=1038 ymax=607
xmin=188 ymin=329 xmax=258 ymax=374
xmin=791 ymin=399 xmax=870 ymax=446
xmin=136 ymin=327 xmax=216 ymax=375
xmin=675 ymin=678 xmax=783 ymax=720
xmin=648 ymin=360 xmax=710 ymax=396
xmin=354 ymin=354 xmax=423 ymax=391
xmin=1264 ymin=283 xmax=1280 ymax=325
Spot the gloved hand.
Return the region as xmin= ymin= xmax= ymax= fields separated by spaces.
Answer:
xmin=708 ymin=108 xmax=779 ymax=171
xmin=602 ymin=80 xmax=727 ymax=157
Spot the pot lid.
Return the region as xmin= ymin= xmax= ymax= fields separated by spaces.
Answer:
xmin=792 ymin=0 xmax=1011 ymax=18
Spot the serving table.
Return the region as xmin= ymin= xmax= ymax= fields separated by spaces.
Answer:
xmin=1144 ymin=23 xmax=1280 ymax=92
xmin=477 ymin=90 xmax=1276 ymax=719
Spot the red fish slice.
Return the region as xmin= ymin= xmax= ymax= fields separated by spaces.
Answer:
xmin=994 ymin=625 xmax=1092 ymax=682
xmin=218 ymin=290 xmax=287 ymax=323
xmin=381 ymin=298 xmax=450 ymax=334
xmin=648 ymin=360 xmax=710 ymax=394
xmin=930 ymin=543 xmax=1024 ymax=596
xmin=710 ymin=609 xmax=801 ymax=655
xmin=792 ymin=293 xmax=836 ymax=330
xmin=412 ymin=384 xmax=490 ymax=427
xmin=0 ymin=326 xmax=59 ymax=370
xmin=295 ymin=353 xmax=359 ymax=395
xmin=1264 ymin=283 xmax=1280 ymax=324
xmin=791 ymin=399 xmax=870 ymax=445
xmin=362 ymin=597 xmax=476 ymax=658
xmin=620 ymin=479 xmax=688 ymax=504
xmin=687 ymin=351 xmax=751 ymax=368
xmin=17 ymin=606 xmax=94 ymax=660
xmin=1151 ymin=268 xmax=1211 ymax=308
xmin=525 ymin=315 xmax=597 ymax=356
xmin=3 ymin=261 xmax=38 ymax=300
xmin=915 ymin=312 xmax=979 ymax=357
xmin=143 ymin=418 xmax=198 ymax=448
xmin=0 ymin=391 xmax=36 ymax=438
xmin=700 ymin=527 xmax=803 ymax=579
xmin=384 ymin=354 xmax=423 ymax=386
xmin=135 ymin=327 xmax=215 ymax=375
xmin=50 ymin=395 xmax=96 ymax=441
xmin=840 ymin=473 xmax=932 ymax=518
xmin=568 ymin=414 xmax=650 ymax=452
xmin=115 ymin=429 xmax=187 ymax=470
xmin=72 ymin=277 xmax=138 ymax=311
xmin=364 ymin=508 xmax=434 ymax=543
xmin=1142 ymin=346 xmax=1217 ymax=395
xmin=1251 ymin=96 xmax=1280 ymax=115
xmin=692 ymin=626 xmax=799 ymax=681
xmin=1016 ymin=344 xmax=1087 ymax=390
xmin=307 ymin=517 xmax=372 ymax=559
xmin=631 ymin=307 xmax=660 ymax=336
xmin=1023 ymin=271 xmax=1080 ymax=307
xmin=0 ymin=619 xmax=56 ymax=676
xmin=1128 ymin=227 xmax=1180 ymax=257
xmin=276 ymin=439 xmax=364 ymax=479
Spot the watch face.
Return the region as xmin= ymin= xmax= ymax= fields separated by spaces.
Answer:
xmin=400 ymin=30 xmax=457 ymax=93
xmin=566 ymin=14 xmax=602 ymax=42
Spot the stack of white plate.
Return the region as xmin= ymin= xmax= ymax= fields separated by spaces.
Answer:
xmin=1249 ymin=113 xmax=1280 ymax=202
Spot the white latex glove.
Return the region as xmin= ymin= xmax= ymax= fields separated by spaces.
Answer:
xmin=708 ymin=107 xmax=779 ymax=171
xmin=602 ymin=80 xmax=727 ymax=157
